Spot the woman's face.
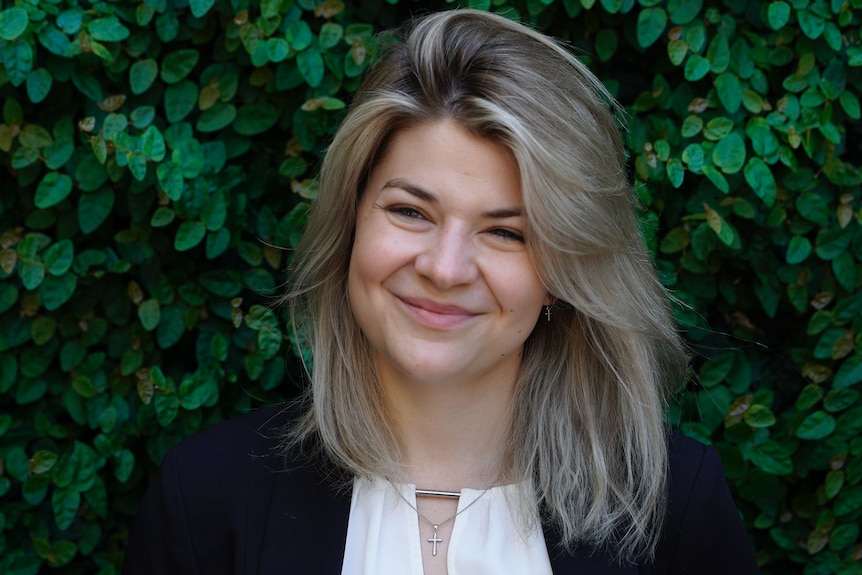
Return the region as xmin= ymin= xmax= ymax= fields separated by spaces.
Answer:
xmin=347 ymin=120 xmax=549 ymax=391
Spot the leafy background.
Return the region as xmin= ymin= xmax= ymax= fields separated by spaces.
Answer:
xmin=0 ymin=0 xmax=860 ymax=572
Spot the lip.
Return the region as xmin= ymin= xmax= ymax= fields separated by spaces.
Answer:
xmin=398 ymin=296 xmax=478 ymax=329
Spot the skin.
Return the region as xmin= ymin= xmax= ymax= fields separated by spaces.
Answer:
xmin=347 ymin=119 xmax=550 ymax=574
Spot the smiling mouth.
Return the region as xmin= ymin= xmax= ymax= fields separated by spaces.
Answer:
xmin=398 ymin=296 xmax=477 ymax=328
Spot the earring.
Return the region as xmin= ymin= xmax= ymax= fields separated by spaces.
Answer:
xmin=545 ymin=305 xmax=551 ymax=322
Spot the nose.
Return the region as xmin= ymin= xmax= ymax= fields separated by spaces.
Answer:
xmin=414 ymin=226 xmax=479 ymax=289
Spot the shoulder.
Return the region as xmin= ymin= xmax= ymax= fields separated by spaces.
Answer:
xmin=649 ymin=433 xmax=759 ymax=574
xmin=165 ymin=403 xmax=297 ymax=478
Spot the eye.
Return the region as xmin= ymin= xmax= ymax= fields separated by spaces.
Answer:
xmin=388 ymin=206 xmax=425 ymax=219
xmin=490 ymin=228 xmax=525 ymax=242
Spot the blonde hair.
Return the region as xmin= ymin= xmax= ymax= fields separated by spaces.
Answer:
xmin=284 ymin=9 xmax=687 ymax=563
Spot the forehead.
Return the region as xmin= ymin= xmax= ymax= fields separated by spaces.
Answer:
xmin=369 ymin=120 xmax=521 ymax=198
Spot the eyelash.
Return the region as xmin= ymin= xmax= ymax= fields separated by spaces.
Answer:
xmin=388 ymin=206 xmax=425 ymax=219
xmin=387 ymin=206 xmax=524 ymax=243
xmin=491 ymin=228 xmax=525 ymax=243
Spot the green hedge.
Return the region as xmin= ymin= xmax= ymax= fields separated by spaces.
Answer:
xmin=0 ymin=0 xmax=860 ymax=572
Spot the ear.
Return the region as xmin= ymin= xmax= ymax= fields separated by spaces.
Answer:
xmin=543 ymin=294 xmax=556 ymax=306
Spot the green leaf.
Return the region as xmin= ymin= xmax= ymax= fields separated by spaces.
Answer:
xmin=667 ymin=39 xmax=687 ymax=66
xmin=90 ymin=135 xmax=107 ymax=163
xmin=20 ymin=124 xmax=53 ymax=148
xmin=279 ymin=157 xmax=307 ymax=178
xmin=19 ymin=260 xmax=46 ymax=290
xmin=88 ymin=16 xmax=130 ymax=42
xmin=138 ymin=299 xmax=161 ymax=331
xmin=833 ymin=251 xmax=856 ymax=292
xmin=52 ymin=485 xmax=80 ymax=530
xmin=825 ymin=389 xmax=858 ymax=413
xmin=12 ymin=146 xmax=39 ymax=168
xmin=699 ymin=353 xmax=735 ymax=387
xmin=821 ymin=60 xmax=846 ymax=100
xmin=189 ymin=0 xmax=215 ymax=17
xmin=128 ymin=150 xmax=148 ymax=181
xmin=796 ymin=193 xmax=830 ymax=225
xmin=816 ymin=226 xmax=853 ymax=260
xmin=797 ymin=410 xmax=836 ymax=440
xmin=319 ymin=22 xmax=343 ymax=49
xmin=840 ymin=92 xmax=860 ymax=120
xmin=744 ymin=404 xmax=777 ymax=428
xmin=835 ymin=485 xmax=862 ymax=515
xmin=785 ymin=236 xmax=811 ymax=264
xmin=297 ymin=49 xmax=324 ymax=87
xmin=834 ymin=356 xmax=862 ymax=389
xmin=767 ymin=1 xmax=790 ymax=29
xmin=175 ymin=221 xmax=206 ymax=251
xmin=715 ymin=73 xmax=742 ymax=113
xmin=600 ymin=0 xmax=623 ymax=13
xmin=701 ymin=165 xmax=729 ymax=193
xmin=285 ymin=20 xmax=313 ymax=51
xmin=151 ymin=207 xmax=176 ymax=227
xmin=161 ymin=49 xmax=200 ymax=84
xmin=44 ymin=239 xmax=74 ymax=276
xmin=665 ymin=159 xmax=684 ymax=188
xmin=39 ymin=273 xmax=77 ymax=310
xmin=198 ymin=269 xmax=242 ymax=296
xmin=636 ymin=7 xmax=667 ymax=48
xmin=750 ymin=440 xmax=793 ymax=475
xmin=704 ymin=117 xmax=734 ymax=141
xmin=157 ymin=162 xmax=184 ymax=200
xmin=206 ymin=227 xmax=231 ymax=259
xmin=0 ymin=8 xmax=28 ymax=40
xmin=154 ymin=389 xmax=179 ymax=427
xmin=35 ymin=173 xmax=73 ymax=209
xmin=712 ymin=132 xmax=746 ymax=174
xmin=233 ymin=103 xmax=280 ymax=136
xmin=26 ymin=68 xmax=52 ymax=104
xmin=130 ymin=59 xmax=158 ymax=95
xmin=196 ymin=103 xmax=237 ymax=133
xmin=744 ymin=157 xmax=776 ymax=207
xmin=157 ymin=303 xmax=186 ymax=348
xmin=114 ymin=449 xmax=135 ymax=483
xmin=754 ymin=278 xmax=779 ymax=317
xmin=140 ymin=125 xmax=166 ymax=161
xmin=266 ymin=38 xmax=290 ymax=63
xmin=667 ymin=0 xmax=701 ymax=24
xmin=684 ymin=54 xmax=710 ymax=81
xmin=4 ymin=40 xmax=34 ymax=87
xmin=131 ymin=105 xmax=156 ymax=129
xmin=79 ymin=188 xmax=114 ymax=234
xmin=0 ymin=284 xmax=18 ymax=314
xmin=706 ymin=208 xmax=736 ymax=246
xmin=164 ymin=81 xmax=198 ymax=123
xmin=798 ymin=9 xmax=825 ymax=39
xmin=706 ymin=34 xmax=730 ymax=74
xmin=179 ymin=375 xmax=215 ymax=410
xmin=31 ymin=450 xmax=59 ymax=474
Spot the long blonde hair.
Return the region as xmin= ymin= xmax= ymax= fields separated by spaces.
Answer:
xmin=284 ymin=9 xmax=687 ymax=562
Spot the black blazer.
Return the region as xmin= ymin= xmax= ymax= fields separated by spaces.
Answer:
xmin=123 ymin=405 xmax=759 ymax=574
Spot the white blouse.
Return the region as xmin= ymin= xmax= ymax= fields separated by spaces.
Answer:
xmin=341 ymin=477 xmax=553 ymax=575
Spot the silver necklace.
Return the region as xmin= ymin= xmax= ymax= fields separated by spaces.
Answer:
xmin=396 ymin=486 xmax=492 ymax=557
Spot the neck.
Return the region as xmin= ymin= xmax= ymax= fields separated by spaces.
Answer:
xmin=380 ymin=367 xmax=517 ymax=490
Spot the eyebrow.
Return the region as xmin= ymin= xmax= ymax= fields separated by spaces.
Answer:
xmin=383 ymin=178 xmax=523 ymax=219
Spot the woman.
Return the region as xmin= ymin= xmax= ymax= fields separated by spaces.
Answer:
xmin=123 ymin=9 xmax=759 ymax=574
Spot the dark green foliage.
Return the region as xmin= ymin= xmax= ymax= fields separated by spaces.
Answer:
xmin=0 ymin=0 xmax=860 ymax=572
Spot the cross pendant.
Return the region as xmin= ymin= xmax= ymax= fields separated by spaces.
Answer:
xmin=427 ymin=524 xmax=443 ymax=557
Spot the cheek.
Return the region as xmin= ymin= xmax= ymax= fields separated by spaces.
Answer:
xmin=494 ymin=260 xmax=546 ymax=312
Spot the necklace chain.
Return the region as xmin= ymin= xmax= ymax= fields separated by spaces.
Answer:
xmin=396 ymin=486 xmax=491 ymax=557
